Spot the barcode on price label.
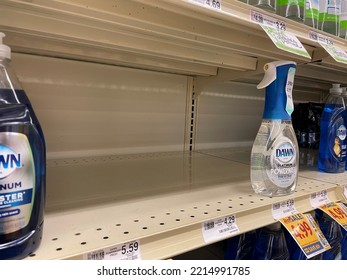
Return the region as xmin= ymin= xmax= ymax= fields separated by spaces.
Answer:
xmin=204 ymin=221 xmax=215 ymax=230
xmin=86 ymin=250 xmax=105 ymax=260
xmin=202 ymin=214 xmax=239 ymax=243
xmin=83 ymin=240 xmax=141 ymax=260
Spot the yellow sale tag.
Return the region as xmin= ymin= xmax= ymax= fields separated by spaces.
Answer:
xmin=280 ymin=213 xmax=328 ymax=258
xmin=318 ymin=202 xmax=347 ymax=230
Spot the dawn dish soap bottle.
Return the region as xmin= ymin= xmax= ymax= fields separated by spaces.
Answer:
xmin=251 ymin=61 xmax=299 ymax=197
xmin=0 ymin=32 xmax=46 ymax=259
xmin=318 ymin=84 xmax=347 ymax=173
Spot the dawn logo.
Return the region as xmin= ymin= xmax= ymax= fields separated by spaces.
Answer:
xmin=275 ymin=142 xmax=295 ymax=163
xmin=0 ymin=145 xmax=21 ymax=179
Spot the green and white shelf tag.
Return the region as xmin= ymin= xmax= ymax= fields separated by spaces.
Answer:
xmin=251 ymin=10 xmax=311 ymax=58
xmin=309 ymin=31 xmax=347 ymax=64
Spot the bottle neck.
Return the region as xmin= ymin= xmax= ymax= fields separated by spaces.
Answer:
xmin=0 ymin=57 xmax=24 ymax=104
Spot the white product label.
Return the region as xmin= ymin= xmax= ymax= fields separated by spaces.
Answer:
xmin=309 ymin=31 xmax=334 ymax=44
xmin=337 ymin=125 xmax=347 ymax=140
xmin=310 ymin=190 xmax=330 ymax=207
xmin=267 ymin=139 xmax=297 ymax=188
xmin=344 ymin=185 xmax=347 ymax=200
xmin=189 ymin=0 xmax=222 ymax=10
xmin=285 ymin=67 xmax=296 ymax=116
xmin=84 ymin=240 xmax=141 ymax=260
xmin=250 ymin=10 xmax=286 ymax=30
xmin=272 ymin=199 xmax=297 ymax=220
xmin=202 ymin=214 xmax=239 ymax=243
xmin=0 ymin=132 xmax=35 ymax=234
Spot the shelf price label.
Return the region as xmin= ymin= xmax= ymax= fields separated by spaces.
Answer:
xmin=250 ymin=10 xmax=311 ymax=59
xmin=310 ymin=190 xmax=330 ymax=208
xmin=280 ymin=213 xmax=331 ymax=259
xmin=83 ymin=240 xmax=141 ymax=260
xmin=189 ymin=0 xmax=222 ymax=10
xmin=309 ymin=31 xmax=347 ymax=64
xmin=202 ymin=214 xmax=239 ymax=243
xmin=318 ymin=202 xmax=347 ymax=230
xmin=272 ymin=199 xmax=297 ymax=220
xmin=251 ymin=10 xmax=286 ymax=30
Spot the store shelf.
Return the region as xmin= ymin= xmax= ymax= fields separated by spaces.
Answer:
xmin=26 ymin=149 xmax=346 ymax=260
xmin=0 ymin=0 xmax=347 ymax=82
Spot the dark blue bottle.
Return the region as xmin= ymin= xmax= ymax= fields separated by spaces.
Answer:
xmin=318 ymin=84 xmax=347 ymax=173
xmin=224 ymin=230 xmax=257 ymax=260
xmin=252 ymin=223 xmax=290 ymax=260
xmin=0 ymin=33 xmax=46 ymax=259
xmin=315 ymin=210 xmax=343 ymax=260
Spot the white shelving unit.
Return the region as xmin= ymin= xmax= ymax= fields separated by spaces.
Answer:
xmin=26 ymin=149 xmax=345 ymax=260
xmin=0 ymin=0 xmax=347 ymax=260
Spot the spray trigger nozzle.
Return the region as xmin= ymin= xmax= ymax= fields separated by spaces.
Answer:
xmin=257 ymin=63 xmax=277 ymax=89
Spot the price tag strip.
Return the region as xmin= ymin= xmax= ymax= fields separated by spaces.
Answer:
xmin=188 ymin=0 xmax=222 ymax=10
xmin=280 ymin=213 xmax=331 ymax=259
xmin=309 ymin=31 xmax=347 ymax=64
xmin=83 ymin=240 xmax=141 ymax=260
xmin=318 ymin=202 xmax=347 ymax=230
xmin=272 ymin=199 xmax=297 ymax=220
xmin=310 ymin=190 xmax=330 ymax=208
xmin=250 ymin=10 xmax=311 ymax=59
xmin=202 ymin=214 xmax=239 ymax=243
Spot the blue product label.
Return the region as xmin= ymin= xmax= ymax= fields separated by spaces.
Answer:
xmin=332 ymin=124 xmax=347 ymax=161
xmin=0 ymin=133 xmax=35 ymax=234
xmin=0 ymin=189 xmax=33 ymax=210
xmin=268 ymin=139 xmax=297 ymax=188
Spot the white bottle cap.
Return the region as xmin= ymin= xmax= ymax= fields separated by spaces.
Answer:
xmin=330 ymin=83 xmax=342 ymax=94
xmin=0 ymin=32 xmax=11 ymax=59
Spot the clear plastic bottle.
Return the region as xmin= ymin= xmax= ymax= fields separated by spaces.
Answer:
xmin=276 ymin=0 xmax=305 ymax=22
xmin=318 ymin=84 xmax=347 ymax=173
xmin=340 ymin=0 xmax=347 ymax=39
xmin=251 ymin=61 xmax=299 ymax=197
xmin=316 ymin=210 xmax=343 ymax=259
xmin=252 ymin=223 xmax=290 ymax=260
xmin=224 ymin=230 xmax=258 ymax=260
xmin=319 ymin=0 xmax=341 ymax=36
xmin=248 ymin=0 xmax=276 ymax=13
xmin=0 ymin=32 xmax=46 ymax=259
xmin=305 ymin=0 xmax=320 ymax=28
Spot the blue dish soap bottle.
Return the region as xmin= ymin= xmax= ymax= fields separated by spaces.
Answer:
xmin=252 ymin=223 xmax=290 ymax=260
xmin=0 ymin=32 xmax=46 ymax=259
xmin=251 ymin=61 xmax=299 ymax=197
xmin=318 ymin=84 xmax=347 ymax=173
